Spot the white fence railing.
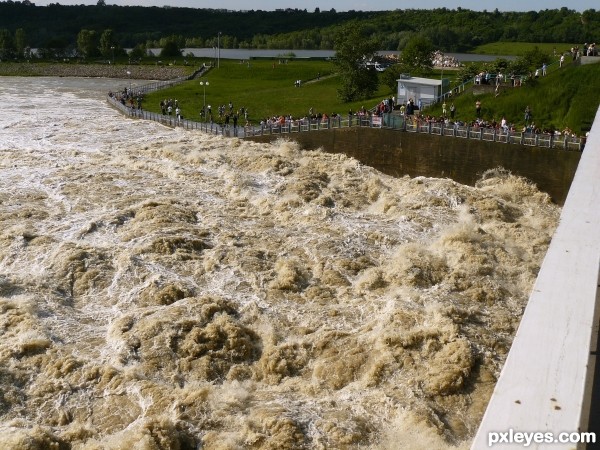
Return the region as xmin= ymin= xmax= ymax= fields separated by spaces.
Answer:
xmin=404 ymin=119 xmax=585 ymax=151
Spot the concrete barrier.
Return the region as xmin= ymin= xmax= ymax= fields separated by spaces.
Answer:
xmin=247 ymin=127 xmax=581 ymax=205
xmin=580 ymin=56 xmax=600 ymax=66
xmin=470 ymin=107 xmax=600 ymax=449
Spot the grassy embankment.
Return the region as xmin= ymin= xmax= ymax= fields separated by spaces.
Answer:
xmin=141 ymin=59 xmax=391 ymax=124
xmin=427 ymin=59 xmax=600 ymax=134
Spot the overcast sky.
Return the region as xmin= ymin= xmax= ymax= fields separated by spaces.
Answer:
xmin=29 ymin=0 xmax=598 ymax=12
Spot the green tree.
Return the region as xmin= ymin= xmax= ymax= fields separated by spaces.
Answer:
xmin=381 ymin=63 xmax=404 ymax=93
xmin=159 ymin=37 xmax=182 ymax=58
xmin=455 ymin=62 xmax=481 ymax=83
xmin=333 ymin=22 xmax=379 ymax=102
xmin=520 ymin=46 xmax=551 ymax=72
xmin=14 ymin=28 xmax=26 ymax=58
xmin=0 ymin=28 xmax=15 ymax=59
xmin=77 ymin=29 xmax=99 ymax=59
xmin=37 ymin=37 xmax=68 ymax=59
xmin=129 ymin=43 xmax=147 ymax=61
xmin=398 ymin=35 xmax=434 ymax=76
xmin=99 ymin=29 xmax=117 ymax=60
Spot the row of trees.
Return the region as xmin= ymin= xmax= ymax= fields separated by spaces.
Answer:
xmin=0 ymin=26 xmax=184 ymax=60
xmin=0 ymin=2 xmax=585 ymax=105
xmin=76 ymin=29 xmax=183 ymax=60
xmin=0 ymin=3 xmax=598 ymax=56
xmin=0 ymin=28 xmax=25 ymax=59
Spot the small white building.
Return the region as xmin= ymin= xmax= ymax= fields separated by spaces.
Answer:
xmin=397 ymin=75 xmax=448 ymax=109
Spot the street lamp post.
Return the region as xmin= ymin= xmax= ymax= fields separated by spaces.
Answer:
xmin=199 ymin=81 xmax=209 ymax=120
xmin=127 ymin=70 xmax=131 ymax=93
xmin=111 ymin=46 xmax=115 ymax=65
xmin=440 ymin=66 xmax=444 ymax=101
xmin=217 ymin=32 xmax=221 ymax=68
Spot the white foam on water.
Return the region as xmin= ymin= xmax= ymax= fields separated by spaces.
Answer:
xmin=0 ymin=77 xmax=560 ymax=449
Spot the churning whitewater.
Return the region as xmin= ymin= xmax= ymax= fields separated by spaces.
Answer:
xmin=0 ymin=77 xmax=560 ymax=450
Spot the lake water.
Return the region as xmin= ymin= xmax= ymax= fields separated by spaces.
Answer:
xmin=166 ymin=48 xmax=515 ymax=62
xmin=0 ymin=76 xmax=556 ymax=449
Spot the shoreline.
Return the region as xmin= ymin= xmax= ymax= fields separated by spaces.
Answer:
xmin=0 ymin=62 xmax=191 ymax=80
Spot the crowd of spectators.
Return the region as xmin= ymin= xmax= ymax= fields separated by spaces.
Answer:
xmin=571 ymin=43 xmax=598 ymax=58
xmin=426 ymin=43 xmax=597 ymax=140
xmin=108 ymin=87 xmax=143 ymax=110
xmin=402 ymin=110 xmax=582 ymax=139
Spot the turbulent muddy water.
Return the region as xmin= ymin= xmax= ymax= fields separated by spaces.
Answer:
xmin=0 ymin=77 xmax=560 ymax=450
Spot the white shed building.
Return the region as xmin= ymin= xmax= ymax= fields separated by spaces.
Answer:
xmin=397 ymin=75 xmax=448 ymax=109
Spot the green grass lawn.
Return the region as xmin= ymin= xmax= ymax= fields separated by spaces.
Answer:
xmin=141 ymin=59 xmax=393 ymax=124
xmin=426 ymin=61 xmax=600 ymax=134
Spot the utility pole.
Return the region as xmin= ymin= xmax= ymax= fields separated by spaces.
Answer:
xmin=199 ymin=81 xmax=208 ymax=119
xmin=218 ymin=32 xmax=221 ymax=68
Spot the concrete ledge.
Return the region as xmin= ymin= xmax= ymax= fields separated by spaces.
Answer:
xmin=580 ymin=56 xmax=600 ymax=66
xmin=470 ymin=106 xmax=600 ymax=449
xmin=247 ymin=128 xmax=580 ymax=204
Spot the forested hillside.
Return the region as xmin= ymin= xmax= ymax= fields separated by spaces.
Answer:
xmin=0 ymin=2 xmax=599 ymax=57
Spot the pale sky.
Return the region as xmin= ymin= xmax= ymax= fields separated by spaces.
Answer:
xmin=28 ymin=0 xmax=598 ymax=12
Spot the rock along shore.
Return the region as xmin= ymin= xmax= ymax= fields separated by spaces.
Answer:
xmin=0 ymin=62 xmax=189 ymax=80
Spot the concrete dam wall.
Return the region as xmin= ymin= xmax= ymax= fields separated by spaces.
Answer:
xmin=247 ymin=127 xmax=582 ymax=205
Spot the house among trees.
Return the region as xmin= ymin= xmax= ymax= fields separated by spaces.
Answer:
xmin=397 ymin=74 xmax=449 ymax=109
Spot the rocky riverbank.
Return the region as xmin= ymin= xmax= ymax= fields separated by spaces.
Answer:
xmin=0 ymin=62 xmax=190 ymax=80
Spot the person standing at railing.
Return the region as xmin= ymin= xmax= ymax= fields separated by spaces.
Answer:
xmin=475 ymin=100 xmax=481 ymax=118
xmin=450 ymin=103 xmax=455 ymax=119
xmin=406 ymin=99 xmax=414 ymax=116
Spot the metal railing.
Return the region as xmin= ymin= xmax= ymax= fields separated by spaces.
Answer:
xmin=109 ymin=95 xmax=585 ymax=151
xmin=403 ymin=119 xmax=585 ymax=151
xmin=109 ymin=65 xmax=208 ymax=99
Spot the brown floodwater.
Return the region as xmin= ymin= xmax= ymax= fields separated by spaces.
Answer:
xmin=0 ymin=77 xmax=560 ymax=450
